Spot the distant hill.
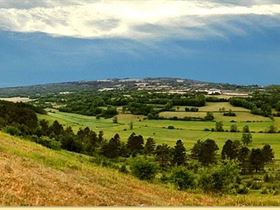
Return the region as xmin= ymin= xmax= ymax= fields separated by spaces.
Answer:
xmin=0 ymin=78 xmax=260 ymax=97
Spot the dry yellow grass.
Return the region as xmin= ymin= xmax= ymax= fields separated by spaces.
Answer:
xmin=0 ymin=132 xmax=280 ymax=206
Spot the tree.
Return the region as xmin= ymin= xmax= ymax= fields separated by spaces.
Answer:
xmin=238 ymin=146 xmax=250 ymax=174
xmin=101 ymin=133 xmax=121 ymax=158
xmin=126 ymin=133 xmax=144 ymax=156
xmin=112 ymin=116 xmax=118 ymax=124
xmin=172 ymin=140 xmax=186 ymax=166
xmin=262 ymin=144 xmax=274 ymax=163
xmin=204 ymin=112 xmax=214 ymax=121
xmin=155 ymin=144 xmax=172 ymax=168
xmin=267 ymin=125 xmax=277 ymax=133
xmin=243 ymin=125 xmax=250 ymax=133
xmin=191 ymin=139 xmax=219 ymax=166
xmin=242 ymin=133 xmax=252 ymax=146
xmin=97 ymin=130 xmax=104 ymax=144
xmin=249 ymin=148 xmax=264 ymax=173
xmin=221 ymin=140 xmax=241 ymax=160
xmin=64 ymin=126 xmax=74 ymax=135
xmin=85 ymin=130 xmax=98 ymax=154
xmin=49 ymin=120 xmax=64 ymax=136
xmin=230 ymin=124 xmax=238 ymax=132
xmin=129 ymin=121 xmax=133 ymax=130
xmin=39 ymin=119 xmax=49 ymax=136
xmin=61 ymin=134 xmax=82 ymax=153
xmin=144 ymin=137 xmax=156 ymax=155
xmin=215 ymin=121 xmax=224 ymax=132
xmin=191 ymin=140 xmax=203 ymax=160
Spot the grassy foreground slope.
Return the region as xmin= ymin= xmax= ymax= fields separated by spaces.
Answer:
xmin=1 ymin=132 xmax=280 ymax=206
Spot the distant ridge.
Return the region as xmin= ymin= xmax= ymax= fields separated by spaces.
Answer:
xmin=0 ymin=77 xmax=261 ymax=97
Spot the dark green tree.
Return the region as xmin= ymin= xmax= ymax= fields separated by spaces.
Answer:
xmin=61 ymin=134 xmax=82 ymax=153
xmin=249 ymin=148 xmax=264 ymax=173
xmin=204 ymin=112 xmax=214 ymax=121
xmin=39 ymin=119 xmax=49 ymax=136
xmin=267 ymin=125 xmax=277 ymax=133
xmin=197 ymin=139 xmax=219 ymax=166
xmin=101 ymin=133 xmax=121 ymax=158
xmin=172 ymin=140 xmax=186 ymax=166
xmin=97 ymin=130 xmax=104 ymax=144
xmin=221 ymin=140 xmax=241 ymax=160
xmin=49 ymin=120 xmax=64 ymax=136
xmin=155 ymin=144 xmax=172 ymax=168
xmin=242 ymin=133 xmax=252 ymax=146
xmin=64 ymin=126 xmax=74 ymax=135
xmin=262 ymin=144 xmax=274 ymax=163
xmin=191 ymin=140 xmax=203 ymax=160
xmin=126 ymin=133 xmax=144 ymax=156
xmin=243 ymin=125 xmax=250 ymax=133
xmin=238 ymin=146 xmax=250 ymax=174
xmin=144 ymin=137 xmax=156 ymax=155
xmin=215 ymin=121 xmax=224 ymax=132
xmin=230 ymin=124 xmax=238 ymax=132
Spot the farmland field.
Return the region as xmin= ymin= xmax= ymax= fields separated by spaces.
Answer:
xmin=38 ymin=101 xmax=280 ymax=158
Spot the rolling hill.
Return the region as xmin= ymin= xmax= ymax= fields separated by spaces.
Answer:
xmin=0 ymin=131 xmax=280 ymax=206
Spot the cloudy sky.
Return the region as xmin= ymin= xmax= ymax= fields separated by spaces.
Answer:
xmin=0 ymin=0 xmax=279 ymax=87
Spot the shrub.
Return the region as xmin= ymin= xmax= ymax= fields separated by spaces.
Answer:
xmin=170 ymin=167 xmax=195 ymax=190
xmin=160 ymin=173 xmax=169 ymax=183
xmin=264 ymin=173 xmax=273 ymax=182
xmin=261 ymin=187 xmax=269 ymax=194
xmin=237 ymin=184 xmax=249 ymax=194
xmin=119 ymin=164 xmax=129 ymax=174
xmin=167 ymin=125 xmax=175 ymax=129
xmin=35 ymin=136 xmax=61 ymax=150
xmin=131 ymin=158 xmax=158 ymax=180
xmin=112 ymin=116 xmax=118 ymax=124
xmin=4 ymin=126 xmax=21 ymax=136
xmin=250 ymin=181 xmax=262 ymax=190
xmin=199 ymin=161 xmax=239 ymax=193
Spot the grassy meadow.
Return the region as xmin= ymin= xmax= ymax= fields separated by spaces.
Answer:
xmin=38 ymin=101 xmax=280 ymax=158
xmin=1 ymin=131 xmax=280 ymax=206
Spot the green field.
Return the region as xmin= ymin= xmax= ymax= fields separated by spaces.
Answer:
xmin=1 ymin=131 xmax=280 ymax=206
xmin=38 ymin=101 xmax=280 ymax=158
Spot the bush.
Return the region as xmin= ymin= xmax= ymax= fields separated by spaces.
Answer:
xmin=167 ymin=125 xmax=175 ymax=129
xmin=119 ymin=164 xmax=129 ymax=174
xmin=264 ymin=173 xmax=273 ymax=182
xmin=35 ymin=136 xmax=61 ymax=150
xmin=160 ymin=173 xmax=169 ymax=183
xmin=261 ymin=187 xmax=269 ymax=194
xmin=170 ymin=167 xmax=196 ymax=190
xmin=4 ymin=126 xmax=21 ymax=136
xmin=237 ymin=184 xmax=249 ymax=194
xmin=250 ymin=181 xmax=262 ymax=190
xmin=199 ymin=161 xmax=239 ymax=193
xmin=131 ymin=158 xmax=158 ymax=180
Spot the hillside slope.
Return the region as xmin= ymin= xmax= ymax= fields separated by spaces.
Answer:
xmin=0 ymin=132 xmax=279 ymax=206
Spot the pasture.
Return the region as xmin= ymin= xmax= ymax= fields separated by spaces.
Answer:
xmin=38 ymin=101 xmax=280 ymax=158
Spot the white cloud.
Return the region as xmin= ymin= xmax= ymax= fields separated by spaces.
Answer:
xmin=0 ymin=0 xmax=279 ymax=40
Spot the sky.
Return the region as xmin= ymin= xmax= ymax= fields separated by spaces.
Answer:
xmin=0 ymin=0 xmax=279 ymax=87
